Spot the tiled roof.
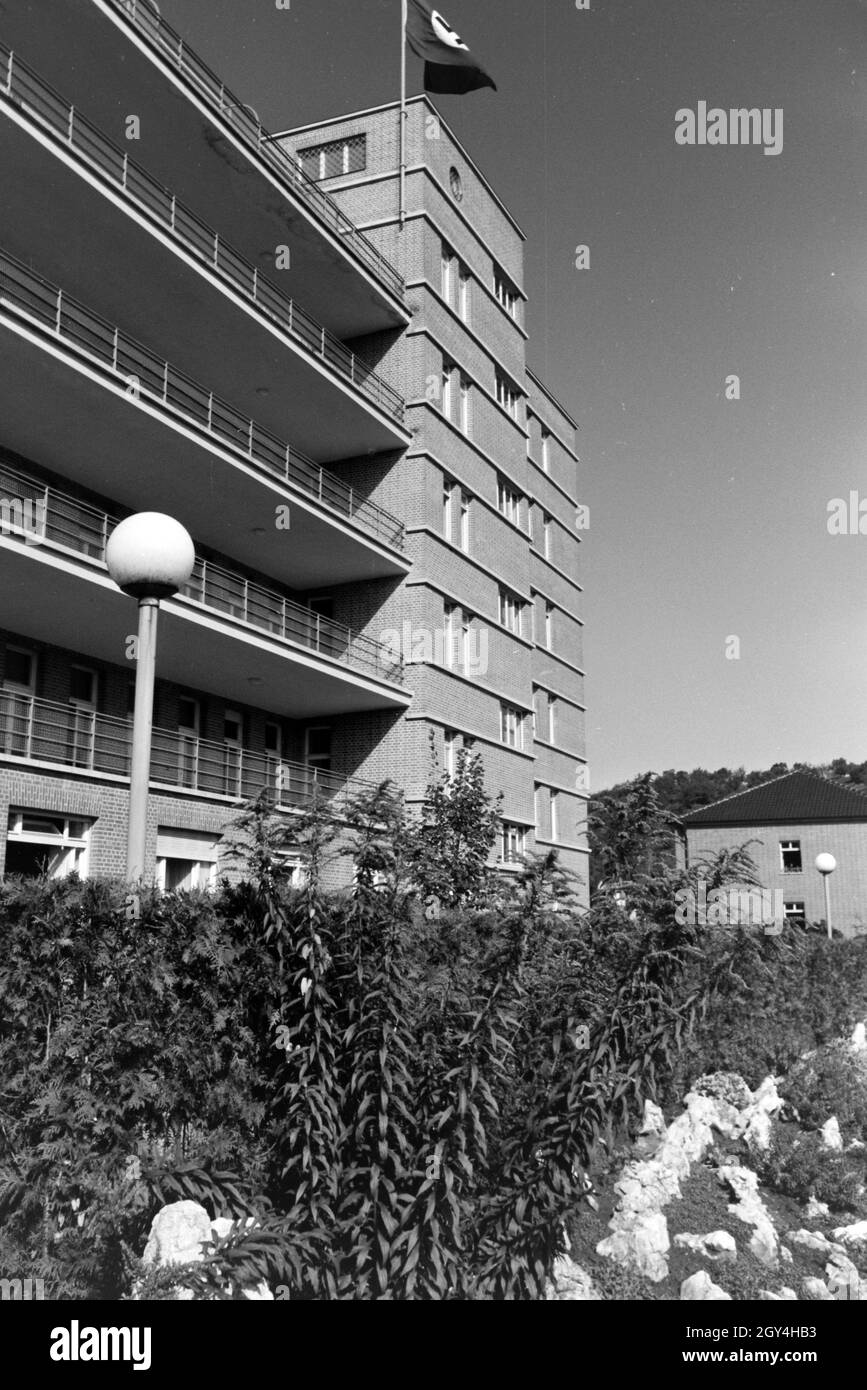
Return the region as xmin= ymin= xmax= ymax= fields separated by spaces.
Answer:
xmin=681 ymin=771 xmax=867 ymax=826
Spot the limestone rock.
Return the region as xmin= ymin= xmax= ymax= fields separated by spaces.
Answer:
xmin=680 ymin=1270 xmax=731 ymax=1301
xmin=546 ymin=1255 xmax=602 ymax=1301
xmin=821 ymin=1116 xmax=843 ymax=1151
xmin=719 ymin=1164 xmax=778 ymax=1266
xmin=640 ymin=1099 xmax=666 ymax=1137
xmin=143 ymin=1200 xmax=212 ymax=1269
xmin=802 ymin=1277 xmax=835 ymax=1301
xmin=597 ymin=1210 xmax=670 ymax=1282
xmin=804 ymin=1198 xmax=830 ymax=1220
xmin=832 ymin=1220 xmax=867 ymax=1246
xmin=673 ymin=1230 xmax=737 ymax=1262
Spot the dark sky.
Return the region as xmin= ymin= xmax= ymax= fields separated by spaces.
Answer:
xmin=161 ymin=0 xmax=867 ymax=788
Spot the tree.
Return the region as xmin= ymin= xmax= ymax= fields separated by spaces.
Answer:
xmin=408 ymin=735 xmax=502 ymax=908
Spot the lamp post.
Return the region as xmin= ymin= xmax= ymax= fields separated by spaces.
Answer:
xmin=106 ymin=513 xmax=195 ymax=901
xmin=815 ymin=853 xmax=837 ymax=941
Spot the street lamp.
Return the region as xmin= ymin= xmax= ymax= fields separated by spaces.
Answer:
xmin=106 ymin=513 xmax=195 ymax=897
xmin=815 ymin=853 xmax=837 ymax=940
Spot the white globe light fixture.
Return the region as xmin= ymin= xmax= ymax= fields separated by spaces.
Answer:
xmin=814 ymin=853 xmax=837 ymax=940
xmin=106 ymin=513 xmax=195 ymax=901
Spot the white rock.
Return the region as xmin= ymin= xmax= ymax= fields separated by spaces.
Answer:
xmin=719 ymin=1164 xmax=779 ymax=1266
xmin=850 ymin=1021 xmax=866 ymax=1052
xmin=821 ymin=1116 xmax=843 ymax=1151
xmin=788 ymin=1229 xmax=835 ymax=1255
xmin=546 ymin=1256 xmax=602 ymax=1301
xmin=143 ymin=1200 xmax=212 ymax=1269
xmin=803 ymin=1277 xmax=835 ymax=1301
xmin=597 ymin=1210 xmax=670 ymax=1282
xmin=640 ymin=1099 xmax=666 ymax=1137
xmin=681 ymin=1270 xmax=731 ymax=1301
xmin=674 ymin=1230 xmax=737 ymax=1262
xmin=832 ymin=1220 xmax=867 ymax=1246
xmin=804 ymin=1198 xmax=830 ymax=1219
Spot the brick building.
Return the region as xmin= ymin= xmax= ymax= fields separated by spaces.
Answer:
xmin=0 ymin=1 xmax=587 ymax=896
xmin=678 ymin=771 xmax=867 ymax=937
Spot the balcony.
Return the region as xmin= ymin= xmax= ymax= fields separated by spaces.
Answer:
xmin=0 ymin=692 xmax=375 ymax=816
xmin=0 ymin=0 xmax=407 ymax=335
xmin=0 ymin=246 xmax=409 ymax=586
xmin=0 ymin=458 xmax=409 ymax=717
xmin=0 ymin=44 xmax=407 ymax=446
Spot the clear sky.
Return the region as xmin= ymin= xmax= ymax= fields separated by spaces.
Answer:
xmin=161 ymin=0 xmax=867 ymax=790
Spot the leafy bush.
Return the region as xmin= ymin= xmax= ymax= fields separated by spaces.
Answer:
xmin=758 ymin=1131 xmax=867 ymax=1216
xmin=781 ymin=1045 xmax=867 ymax=1141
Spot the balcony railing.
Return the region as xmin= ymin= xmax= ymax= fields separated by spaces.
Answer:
xmin=0 ymin=244 xmax=405 ymax=552
xmin=0 ymin=692 xmax=375 ymax=813
xmin=0 ymin=458 xmax=404 ymax=688
xmin=0 ymin=43 xmax=406 ymax=427
xmin=99 ymin=0 xmax=405 ymax=303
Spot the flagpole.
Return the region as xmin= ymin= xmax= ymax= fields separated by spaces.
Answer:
xmin=399 ymin=0 xmax=407 ymax=230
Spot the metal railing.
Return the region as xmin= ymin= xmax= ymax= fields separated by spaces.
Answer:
xmin=0 ymin=43 xmax=405 ymax=427
xmin=0 ymin=458 xmax=404 ymax=687
xmin=100 ymin=0 xmax=405 ymax=302
xmin=0 ymin=244 xmax=405 ymax=552
xmin=0 ymin=692 xmax=375 ymax=812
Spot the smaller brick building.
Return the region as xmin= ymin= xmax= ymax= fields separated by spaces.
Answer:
xmin=678 ymin=771 xmax=867 ymax=938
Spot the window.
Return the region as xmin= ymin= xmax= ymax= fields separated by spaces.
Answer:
xmin=459 ymin=376 xmax=471 ymax=435
xmin=155 ymin=828 xmax=219 ymax=893
xmin=177 ymin=697 xmax=200 ymax=789
xmin=444 ymin=728 xmax=459 ymax=778
xmin=497 ymin=476 xmax=522 ymax=527
xmin=543 ymin=513 xmax=553 ymax=561
xmin=459 ymin=267 xmax=471 ymax=323
xmin=5 ymin=810 xmax=91 ymax=879
xmin=449 ymin=166 xmax=463 ymax=202
xmin=494 ymin=266 xmax=520 ymax=318
xmin=550 ymin=791 xmax=560 ymax=843
xmin=178 ymin=698 xmax=200 ymax=736
xmin=441 ymin=243 xmax=455 ymax=304
xmin=460 ymin=612 xmax=471 ymax=670
xmin=547 ymin=694 xmax=557 ymax=744
xmin=305 ymin=726 xmax=332 ymax=772
xmin=441 ymin=361 xmax=454 ymax=419
xmin=499 ymin=587 xmax=523 ymax=635
xmin=298 ymin=134 xmax=366 ymax=181
xmin=444 ymin=602 xmax=458 ymax=668
xmin=780 ymin=840 xmax=802 ymax=873
xmin=69 ymin=667 xmax=96 ymax=707
xmin=500 ymin=823 xmax=526 ymax=864
xmin=784 ymin=901 xmax=806 ymax=925
xmin=459 ymin=490 xmax=471 ymax=552
xmin=500 ymin=704 xmax=524 ymax=750
xmin=545 ymin=602 xmax=554 ymax=650
xmin=541 ymin=428 xmax=551 ymax=473
xmin=496 ymin=371 xmax=522 ymax=421
xmin=5 ymin=646 xmax=36 ymax=693
xmin=265 ymin=721 xmax=284 ymax=797
xmin=443 ymin=477 xmax=454 ymax=541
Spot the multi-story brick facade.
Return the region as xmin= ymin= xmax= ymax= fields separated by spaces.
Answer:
xmin=0 ymin=3 xmax=587 ymax=898
xmin=678 ymin=771 xmax=867 ymax=937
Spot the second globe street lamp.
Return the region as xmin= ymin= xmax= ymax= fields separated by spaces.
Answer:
xmin=105 ymin=512 xmax=195 ymax=904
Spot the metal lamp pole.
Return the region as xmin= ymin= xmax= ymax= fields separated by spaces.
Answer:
xmin=106 ymin=513 xmax=195 ymax=908
xmin=815 ymin=853 xmax=837 ymax=941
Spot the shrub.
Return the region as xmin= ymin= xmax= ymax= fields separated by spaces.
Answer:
xmin=758 ymin=1131 xmax=867 ymax=1216
xmin=781 ymin=1045 xmax=867 ymax=1141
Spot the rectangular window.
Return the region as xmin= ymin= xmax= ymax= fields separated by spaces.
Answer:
xmin=443 ymin=477 xmax=454 ymax=542
xmin=495 ymin=371 xmax=522 ymax=421
xmin=459 ymin=376 xmax=471 ymax=436
xmin=548 ymin=694 xmax=557 ymax=744
xmin=545 ymin=602 xmax=554 ymax=650
xmin=444 ymin=728 xmax=458 ymax=778
xmin=459 ymin=267 xmax=471 ymax=323
xmin=69 ymin=667 xmax=96 ymax=707
xmin=543 ymin=513 xmax=553 ymax=561
xmin=459 ymin=490 xmax=471 ymax=552
xmin=497 ymin=476 xmax=523 ymax=527
xmin=155 ymin=828 xmax=219 ymax=893
xmin=461 ymin=612 xmax=471 ymax=670
xmin=493 ymin=267 xmax=520 ymax=318
xmin=444 ymin=603 xmax=458 ymax=668
xmin=499 ymin=588 xmax=522 ymax=635
xmin=5 ymin=809 xmax=91 ymax=879
xmin=500 ymin=704 xmax=523 ymax=750
xmin=501 ymin=822 xmax=526 ymax=864
xmin=550 ymin=790 xmax=560 ymax=843
xmin=780 ymin=840 xmax=802 ymax=873
xmin=4 ymin=646 xmax=35 ymax=693
xmin=298 ymin=133 xmax=366 ymax=181
xmin=441 ymin=243 xmax=454 ymax=304
xmin=784 ymin=901 xmax=806 ymax=924
xmin=305 ymin=726 xmax=332 ymax=771
xmin=541 ymin=428 xmax=551 ymax=473
xmin=441 ymin=361 xmax=454 ymax=419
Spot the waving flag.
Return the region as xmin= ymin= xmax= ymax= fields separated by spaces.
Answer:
xmin=406 ymin=1 xmax=497 ymax=95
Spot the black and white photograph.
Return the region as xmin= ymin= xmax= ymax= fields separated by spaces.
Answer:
xmin=0 ymin=0 xmax=866 ymax=1353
